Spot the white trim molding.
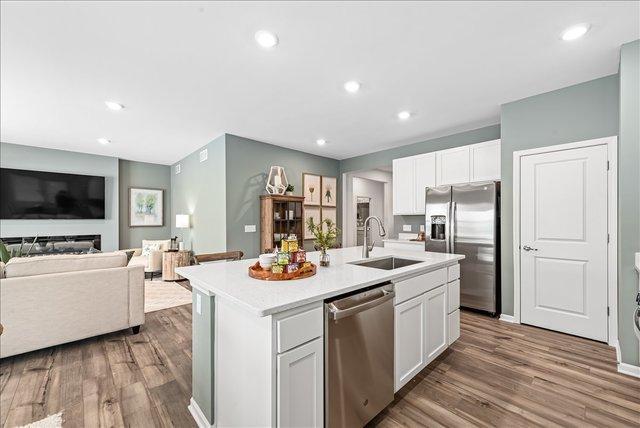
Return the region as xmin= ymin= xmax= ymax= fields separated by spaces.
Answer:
xmin=512 ymin=136 xmax=618 ymax=345
xmin=617 ymin=363 xmax=640 ymax=378
xmin=499 ymin=314 xmax=518 ymax=323
xmin=189 ymin=397 xmax=214 ymax=428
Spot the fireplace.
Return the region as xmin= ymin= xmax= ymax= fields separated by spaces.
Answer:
xmin=1 ymin=235 xmax=101 ymax=256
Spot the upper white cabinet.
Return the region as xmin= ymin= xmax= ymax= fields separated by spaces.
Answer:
xmin=392 ymin=140 xmax=500 ymax=214
xmin=470 ymin=139 xmax=501 ymax=182
xmin=436 ymin=146 xmax=471 ymax=186
xmin=413 ymin=153 xmax=436 ymax=214
xmin=392 ymin=157 xmax=416 ymax=215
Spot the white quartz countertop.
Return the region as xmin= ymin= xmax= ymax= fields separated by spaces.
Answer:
xmin=383 ymin=239 xmax=425 ymax=245
xmin=176 ymin=246 xmax=464 ymax=317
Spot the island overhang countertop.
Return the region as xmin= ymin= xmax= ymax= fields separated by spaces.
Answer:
xmin=176 ymin=246 xmax=464 ymax=317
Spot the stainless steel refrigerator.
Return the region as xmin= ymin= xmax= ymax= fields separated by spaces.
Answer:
xmin=425 ymin=181 xmax=500 ymax=315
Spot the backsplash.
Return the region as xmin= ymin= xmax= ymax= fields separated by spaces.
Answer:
xmin=392 ymin=215 xmax=424 ymax=238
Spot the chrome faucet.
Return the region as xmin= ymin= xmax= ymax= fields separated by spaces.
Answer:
xmin=362 ymin=216 xmax=387 ymax=258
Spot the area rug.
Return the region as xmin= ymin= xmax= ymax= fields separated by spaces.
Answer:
xmin=19 ymin=412 xmax=62 ymax=428
xmin=145 ymin=280 xmax=192 ymax=313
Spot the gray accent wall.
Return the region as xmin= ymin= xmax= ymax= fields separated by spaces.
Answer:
xmin=171 ymin=135 xmax=227 ymax=255
xmin=225 ymin=134 xmax=340 ymax=258
xmin=0 ymin=142 xmax=120 ymax=251
xmin=500 ymin=74 xmax=620 ymax=319
xmin=618 ymin=40 xmax=640 ymax=366
xmin=118 ymin=159 xmax=172 ymax=249
xmin=339 ymin=125 xmax=502 ymax=236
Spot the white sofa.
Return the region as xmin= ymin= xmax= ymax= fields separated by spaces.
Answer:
xmin=0 ymin=252 xmax=144 ymax=358
xmin=125 ymin=239 xmax=171 ymax=280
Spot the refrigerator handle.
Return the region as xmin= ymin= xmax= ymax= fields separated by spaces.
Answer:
xmin=445 ymin=202 xmax=451 ymax=253
xmin=450 ymin=201 xmax=457 ymax=253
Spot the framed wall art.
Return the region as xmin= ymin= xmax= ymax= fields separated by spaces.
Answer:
xmin=303 ymin=206 xmax=321 ymax=239
xmin=321 ymin=176 xmax=337 ymax=207
xmin=302 ymin=173 xmax=321 ymax=206
xmin=129 ymin=187 xmax=164 ymax=227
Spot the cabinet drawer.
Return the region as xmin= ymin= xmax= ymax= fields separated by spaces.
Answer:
xmin=448 ymin=309 xmax=460 ymax=345
xmin=447 ymin=264 xmax=460 ymax=282
xmin=394 ymin=268 xmax=447 ymax=305
xmin=276 ymin=306 xmax=323 ymax=354
xmin=447 ymin=280 xmax=460 ymax=313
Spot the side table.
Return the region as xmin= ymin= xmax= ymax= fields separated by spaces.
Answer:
xmin=162 ymin=250 xmax=191 ymax=281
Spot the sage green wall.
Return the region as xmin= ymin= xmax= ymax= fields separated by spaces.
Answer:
xmin=340 ymin=125 xmax=501 ymax=236
xmin=171 ymin=135 xmax=227 ymax=254
xmin=618 ymin=40 xmax=640 ymax=366
xmin=118 ymin=159 xmax=171 ymax=249
xmin=500 ymin=74 xmax=620 ymax=315
xmin=225 ymin=134 xmax=340 ymax=258
xmin=0 ymin=142 xmax=120 ymax=251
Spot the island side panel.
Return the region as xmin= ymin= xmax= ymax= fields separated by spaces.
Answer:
xmin=191 ymin=288 xmax=215 ymax=426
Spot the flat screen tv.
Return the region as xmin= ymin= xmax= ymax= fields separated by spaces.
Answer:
xmin=0 ymin=168 xmax=105 ymax=219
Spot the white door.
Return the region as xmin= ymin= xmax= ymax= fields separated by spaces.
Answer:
xmin=436 ymin=146 xmax=470 ymax=186
xmin=414 ymin=153 xmax=436 ymax=214
xmin=425 ymin=285 xmax=448 ymax=363
xmin=393 ymin=157 xmax=415 ymax=214
xmin=470 ymin=139 xmax=501 ymax=181
xmin=520 ymin=145 xmax=608 ymax=341
xmin=277 ymin=338 xmax=323 ymax=428
xmin=394 ymin=294 xmax=426 ymax=391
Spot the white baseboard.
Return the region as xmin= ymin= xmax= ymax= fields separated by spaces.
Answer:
xmin=617 ymin=362 xmax=640 ymax=378
xmin=612 ymin=340 xmax=621 ymax=363
xmin=499 ymin=314 xmax=517 ymax=323
xmin=189 ymin=397 xmax=214 ymax=428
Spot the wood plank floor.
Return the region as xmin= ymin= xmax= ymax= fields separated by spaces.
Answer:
xmin=2 ymin=308 xmax=639 ymax=427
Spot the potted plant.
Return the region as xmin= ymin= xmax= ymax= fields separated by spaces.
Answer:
xmin=285 ymin=184 xmax=294 ymax=196
xmin=0 ymin=237 xmax=38 ymax=263
xmin=306 ymin=218 xmax=339 ymax=266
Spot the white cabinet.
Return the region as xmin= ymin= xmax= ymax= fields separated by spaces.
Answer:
xmin=436 ymin=146 xmax=471 ymax=186
xmin=392 ymin=157 xmax=415 ymax=215
xmin=448 ymin=309 xmax=461 ymax=345
xmin=413 ymin=152 xmax=436 ymax=214
xmin=394 ymin=294 xmax=427 ymax=391
xmin=470 ymin=139 xmax=501 ymax=181
xmin=277 ymin=338 xmax=323 ymax=428
xmin=425 ymin=285 xmax=448 ymax=364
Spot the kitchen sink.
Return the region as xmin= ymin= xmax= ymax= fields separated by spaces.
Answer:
xmin=350 ymin=256 xmax=422 ymax=270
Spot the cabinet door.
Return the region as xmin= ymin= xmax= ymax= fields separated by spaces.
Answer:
xmin=393 ymin=157 xmax=416 ymax=215
xmin=394 ymin=294 xmax=427 ymax=391
xmin=425 ymin=285 xmax=448 ymax=364
xmin=414 ymin=153 xmax=436 ymax=214
xmin=277 ymin=338 xmax=323 ymax=428
xmin=470 ymin=139 xmax=501 ymax=182
xmin=436 ymin=146 xmax=470 ymax=186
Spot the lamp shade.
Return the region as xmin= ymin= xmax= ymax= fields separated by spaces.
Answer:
xmin=176 ymin=214 xmax=190 ymax=228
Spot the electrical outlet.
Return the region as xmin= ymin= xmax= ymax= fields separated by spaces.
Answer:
xmin=199 ymin=148 xmax=208 ymax=162
xmin=244 ymin=225 xmax=256 ymax=233
xmin=175 ymin=163 xmax=181 ymax=174
xmin=196 ymin=293 xmax=202 ymax=315
xmin=403 ymin=225 xmax=412 ymax=232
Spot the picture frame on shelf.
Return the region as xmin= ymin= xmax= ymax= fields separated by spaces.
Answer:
xmin=302 ymin=173 xmax=321 ymax=206
xmin=321 ymin=176 xmax=337 ymax=207
xmin=304 ymin=206 xmax=321 ymax=239
xmin=129 ymin=187 xmax=164 ymax=227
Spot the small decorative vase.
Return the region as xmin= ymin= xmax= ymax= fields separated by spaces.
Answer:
xmin=319 ymin=249 xmax=330 ymax=267
xmin=285 ymin=191 xmax=293 ymax=196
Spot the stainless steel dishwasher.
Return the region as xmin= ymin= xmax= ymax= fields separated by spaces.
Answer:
xmin=325 ymin=283 xmax=395 ymax=428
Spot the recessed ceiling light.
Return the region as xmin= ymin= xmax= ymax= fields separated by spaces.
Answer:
xmin=397 ymin=111 xmax=411 ymax=120
xmin=255 ymin=30 xmax=278 ymax=48
xmin=316 ymin=139 xmax=327 ymax=146
xmin=105 ymin=101 xmax=124 ymax=111
xmin=561 ymin=24 xmax=590 ymax=41
xmin=97 ymin=138 xmax=111 ymax=145
xmin=344 ymin=80 xmax=360 ymax=93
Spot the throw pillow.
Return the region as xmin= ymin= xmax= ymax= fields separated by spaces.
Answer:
xmin=141 ymin=242 xmax=161 ymax=256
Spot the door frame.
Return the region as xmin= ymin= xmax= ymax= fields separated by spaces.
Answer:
xmin=512 ymin=136 xmax=618 ymax=346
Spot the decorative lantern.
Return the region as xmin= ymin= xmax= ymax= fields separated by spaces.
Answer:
xmin=266 ymin=166 xmax=289 ymax=195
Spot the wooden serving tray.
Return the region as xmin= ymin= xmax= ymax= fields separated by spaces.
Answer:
xmin=248 ymin=261 xmax=316 ymax=281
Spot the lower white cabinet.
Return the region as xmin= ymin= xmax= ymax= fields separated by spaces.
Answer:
xmin=394 ymin=294 xmax=427 ymax=391
xmin=448 ymin=309 xmax=461 ymax=345
xmin=277 ymin=337 xmax=323 ymax=428
xmin=425 ymin=285 xmax=448 ymax=364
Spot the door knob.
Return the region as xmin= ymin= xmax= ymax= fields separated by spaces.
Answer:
xmin=522 ymin=245 xmax=538 ymax=252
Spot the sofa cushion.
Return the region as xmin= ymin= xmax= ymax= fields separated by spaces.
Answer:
xmin=4 ymin=252 xmax=127 ymax=278
xmin=141 ymin=239 xmax=171 ymax=256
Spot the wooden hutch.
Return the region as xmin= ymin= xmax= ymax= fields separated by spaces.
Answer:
xmin=260 ymin=195 xmax=305 ymax=253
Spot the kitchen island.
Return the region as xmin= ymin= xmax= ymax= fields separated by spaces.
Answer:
xmin=176 ymin=246 xmax=464 ymax=428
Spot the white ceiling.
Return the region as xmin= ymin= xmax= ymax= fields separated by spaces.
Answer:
xmin=1 ymin=1 xmax=638 ymax=165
